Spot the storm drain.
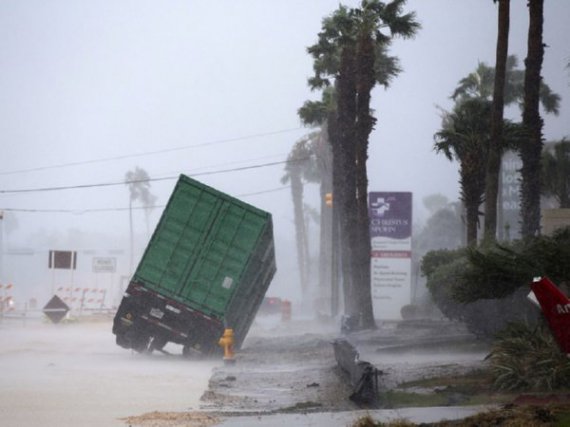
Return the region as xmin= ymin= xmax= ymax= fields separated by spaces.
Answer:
xmin=332 ymin=338 xmax=381 ymax=408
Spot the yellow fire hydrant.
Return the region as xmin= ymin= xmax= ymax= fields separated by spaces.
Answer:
xmin=218 ymin=328 xmax=236 ymax=364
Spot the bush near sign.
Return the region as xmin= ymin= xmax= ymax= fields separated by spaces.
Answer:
xmin=92 ymin=257 xmax=116 ymax=273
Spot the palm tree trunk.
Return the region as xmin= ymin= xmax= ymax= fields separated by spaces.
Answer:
xmin=520 ymin=0 xmax=544 ymax=238
xmin=129 ymin=198 xmax=134 ymax=275
xmin=466 ymin=205 xmax=479 ymax=246
xmin=290 ymin=171 xmax=309 ymax=296
xmin=337 ymin=44 xmax=358 ymax=318
xmin=353 ymin=31 xmax=376 ymax=328
xmin=327 ymin=114 xmax=342 ymax=317
xmin=484 ymin=0 xmax=510 ymax=243
xmin=317 ymin=130 xmax=334 ymax=315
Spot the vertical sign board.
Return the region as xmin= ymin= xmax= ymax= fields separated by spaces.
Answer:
xmin=499 ymin=150 xmax=522 ymax=240
xmin=92 ymin=257 xmax=116 ymax=273
xmin=369 ymin=192 xmax=412 ymax=320
xmin=48 ymin=250 xmax=77 ymax=269
xmin=48 ymin=250 xmax=77 ymax=297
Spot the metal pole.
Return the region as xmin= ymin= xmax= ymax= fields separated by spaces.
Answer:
xmin=51 ymin=251 xmax=56 ymax=296
xmin=0 ymin=211 xmax=4 ymax=283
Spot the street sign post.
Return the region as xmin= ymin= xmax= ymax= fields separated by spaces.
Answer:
xmin=92 ymin=257 xmax=116 ymax=273
xmin=43 ymin=295 xmax=70 ymax=324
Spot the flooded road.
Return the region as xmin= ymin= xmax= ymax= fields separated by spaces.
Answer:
xmin=0 ymin=315 xmax=493 ymax=426
xmin=0 ymin=316 xmax=216 ymax=426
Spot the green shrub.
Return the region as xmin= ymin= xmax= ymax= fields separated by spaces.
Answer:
xmin=421 ymin=248 xmax=539 ymax=337
xmin=489 ymin=322 xmax=570 ymax=391
xmin=456 ymin=227 xmax=570 ymax=303
xmin=421 ymin=228 xmax=570 ymax=338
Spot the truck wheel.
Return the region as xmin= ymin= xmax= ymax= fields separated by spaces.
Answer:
xmin=116 ymin=334 xmax=130 ymax=349
xmin=182 ymin=343 xmax=202 ymax=359
xmin=131 ymin=334 xmax=150 ymax=353
xmin=149 ymin=336 xmax=167 ymax=353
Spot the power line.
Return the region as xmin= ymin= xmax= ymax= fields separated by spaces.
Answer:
xmin=1 ymin=186 xmax=291 ymax=214
xmin=0 ymin=127 xmax=303 ymax=177
xmin=0 ymin=157 xmax=309 ymax=195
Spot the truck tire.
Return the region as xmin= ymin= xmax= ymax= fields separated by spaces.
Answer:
xmin=182 ymin=343 xmax=202 ymax=359
xmin=116 ymin=334 xmax=130 ymax=349
xmin=131 ymin=335 xmax=150 ymax=353
xmin=149 ymin=336 xmax=167 ymax=353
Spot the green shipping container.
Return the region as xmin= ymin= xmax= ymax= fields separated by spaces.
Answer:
xmin=113 ymin=174 xmax=276 ymax=355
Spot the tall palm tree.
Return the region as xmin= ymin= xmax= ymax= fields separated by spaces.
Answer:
xmin=306 ymin=0 xmax=419 ymax=327
xmin=484 ymin=0 xmax=510 ymax=244
xmin=125 ymin=167 xmax=156 ymax=274
xmin=542 ymin=140 xmax=570 ymax=208
xmin=520 ymin=0 xmax=545 ymax=238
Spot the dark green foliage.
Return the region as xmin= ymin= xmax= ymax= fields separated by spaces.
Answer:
xmin=456 ymin=227 xmax=570 ymax=303
xmin=422 ymin=228 xmax=570 ymax=338
xmin=421 ymin=249 xmax=469 ymax=322
xmin=422 ymin=248 xmax=539 ymax=337
xmin=489 ymin=322 xmax=570 ymax=391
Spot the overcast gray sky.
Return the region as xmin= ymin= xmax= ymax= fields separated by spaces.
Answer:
xmin=1 ymin=0 xmax=568 ymax=247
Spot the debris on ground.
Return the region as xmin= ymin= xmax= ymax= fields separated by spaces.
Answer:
xmin=121 ymin=411 xmax=219 ymax=427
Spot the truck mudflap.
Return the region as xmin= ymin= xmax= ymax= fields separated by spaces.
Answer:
xmin=113 ymin=282 xmax=225 ymax=356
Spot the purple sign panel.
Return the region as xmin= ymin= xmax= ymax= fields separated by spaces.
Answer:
xmin=369 ymin=192 xmax=412 ymax=239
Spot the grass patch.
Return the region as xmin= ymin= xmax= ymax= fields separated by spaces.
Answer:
xmin=351 ymin=404 xmax=570 ymax=426
xmin=386 ymin=368 xmax=514 ymax=408
xmin=380 ymin=390 xmax=448 ymax=408
xmin=399 ymin=368 xmax=493 ymax=392
xmin=278 ymin=401 xmax=322 ymax=413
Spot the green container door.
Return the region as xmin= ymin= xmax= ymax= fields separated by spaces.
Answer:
xmin=133 ymin=175 xmax=273 ymax=320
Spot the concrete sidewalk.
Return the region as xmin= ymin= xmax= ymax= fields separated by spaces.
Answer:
xmin=214 ymin=405 xmax=493 ymax=426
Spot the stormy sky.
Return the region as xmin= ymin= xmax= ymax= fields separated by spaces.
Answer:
xmin=0 ymin=1 xmax=568 ymax=298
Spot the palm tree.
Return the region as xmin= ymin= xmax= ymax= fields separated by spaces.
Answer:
xmin=306 ymin=0 xmax=419 ymax=328
xmin=451 ymin=54 xmax=559 ymax=242
xmin=484 ymin=0 xmax=510 ymax=244
xmin=542 ymin=139 xmax=570 ymax=208
xmin=281 ymin=134 xmax=320 ymax=297
xmin=299 ymin=89 xmax=338 ymax=314
xmin=452 ymin=56 xmax=560 ymax=114
xmin=125 ymin=167 xmax=156 ymax=274
xmin=520 ymin=0 xmax=545 ymax=238
xmin=435 ymin=99 xmax=492 ymax=245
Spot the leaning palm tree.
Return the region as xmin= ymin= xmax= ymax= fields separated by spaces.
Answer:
xmin=125 ymin=167 xmax=157 ymax=274
xmin=281 ymin=134 xmax=320 ymax=297
xmin=299 ymin=90 xmax=338 ymax=315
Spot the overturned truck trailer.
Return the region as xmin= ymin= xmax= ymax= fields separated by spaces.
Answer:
xmin=113 ymin=174 xmax=276 ymax=356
